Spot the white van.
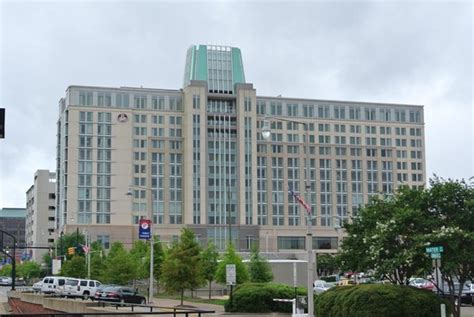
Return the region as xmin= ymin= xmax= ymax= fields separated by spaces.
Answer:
xmin=40 ymin=276 xmax=67 ymax=294
xmin=61 ymin=278 xmax=102 ymax=299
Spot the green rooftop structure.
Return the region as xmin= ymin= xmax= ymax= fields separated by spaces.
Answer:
xmin=183 ymin=44 xmax=246 ymax=94
xmin=0 ymin=208 xmax=26 ymax=218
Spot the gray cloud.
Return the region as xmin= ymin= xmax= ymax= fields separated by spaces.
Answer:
xmin=0 ymin=1 xmax=472 ymax=207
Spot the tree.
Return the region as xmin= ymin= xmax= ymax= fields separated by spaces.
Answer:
xmin=248 ymin=244 xmax=273 ymax=283
xmin=130 ymin=240 xmax=149 ymax=281
xmin=0 ymin=264 xmax=12 ymax=276
xmin=161 ymin=228 xmax=203 ymax=305
xmin=60 ymin=255 xmax=86 ymax=278
xmin=422 ymin=177 xmax=474 ymax=317
xmin=143 ymin=238 xmax=165 ymax=295
xmin=340 ymin=186 xmax=432 ymax=285
xmin=316 ymin=254 xmax=339 ymax=277
xmin=56 ymin=232 xmax=85 ymax=260
xmin=17 ymin=261 xmax=41 ymax=284
xmin=102 ymin=242 xmax=138 ymax=284
xmin=89 ymin=241 xmax=105 ymax=280
xmin=200 ymin=243 xmax=219 ymax=299
xmin=215 ymin=243 xmax=249 ymax=285
xmin=339 ymin=177 xmax=474 ymax=317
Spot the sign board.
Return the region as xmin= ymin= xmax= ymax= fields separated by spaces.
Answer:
xmin=138 ymin=219 xmax=152 ymax=240
xmin=52 ymin=259 xmax=62 ymax=275
xmin=425 ymin=246 xmax=444 ymax=253
xmin=430 ymin=252 xmax=442 ymax=259
xmin=226 ymin=264 xmax=236 ymax=285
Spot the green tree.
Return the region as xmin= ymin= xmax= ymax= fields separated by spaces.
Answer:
xmin=60 ymin=255 xmax=86 ymax=278
xmin=89 ymin=241 xmax=105 ymax=280
xmin=17 ymin=261 xmax=41 ymax=284
xmin=317 ymin=254 xmax=339 ymax=277
xmin=130 ymin=240 xmax=149 ymax=280
xmin=423 ymin=177 xmax=474 ymax=317
xmin=340 ymin=186 xmax=431 ymax=284
xmin=339 ymin=177 xmax=474 ymax=317
xmin=161 ymin=228 xmax=203 ymax=305
xmin=102 ymin=242 xmax=138 ymax=284
xmin=56 ymin=232 xmax=85 ymax=260
xmin=143 ymin=239 xmax=166 ymax=295
xmin=215 ymin=243 xmax=249 ymax=285
xmin=200 ymin=243 xmax=219 ymax=299
xmin=248 ymin=244 xmax=273 ymax=283
xmin=0 ymin=264 xmax=12 ymax=276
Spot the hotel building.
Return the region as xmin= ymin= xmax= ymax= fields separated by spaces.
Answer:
xmin=56 ymin=45 xmax=425 ymax=253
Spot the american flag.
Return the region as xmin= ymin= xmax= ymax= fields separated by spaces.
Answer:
xmin=82 ymin=245 xmax=90 ymax=254
xmin=288 ymin=189 xmax=312 ymax=216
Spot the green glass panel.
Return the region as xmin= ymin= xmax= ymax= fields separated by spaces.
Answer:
xmin=231 ymin=47 xmax=245 ymax=84
xmin=195 ymin=45 xmax=208 ymax=81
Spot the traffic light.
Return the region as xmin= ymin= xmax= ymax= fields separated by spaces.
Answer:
xmin=68 ymin=247 xmax=75 ymax=255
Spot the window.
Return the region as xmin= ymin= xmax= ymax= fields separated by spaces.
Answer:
xmin=277 ymin=236 xmax=305 ymax=250
xmin=286 ymin=103 xmax=298 ymax=116
xmin=116 ymin=93 xmax=129 ymax=108
xmin=97 ymin=235 xmax=110 ymax=249
xmin=152 ymin=96 xmax=165 ymax=110
xmin=365 ymin=108 xmax=376 ymax=121
xmin=334 ymin=106 xmax=346 ymax=119
xmin=133 ymin=95 xmax=147 ymax=109
xmin=349 ymin=107 xmax=360 ymax=120
xmin=395 ymin=109 xmax=406 ymax=122
xmin=318 ymin=105 xmax=329 ymax=118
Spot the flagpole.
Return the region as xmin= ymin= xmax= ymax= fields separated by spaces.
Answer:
xmin=263 ymin=118 xmax=314 ymax=316
xmin=87 ymin=233 xmax=91 ymax=279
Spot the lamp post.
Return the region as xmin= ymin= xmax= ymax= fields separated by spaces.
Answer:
xmin=126 ymin=185 xmax=154 ymax=305
xmin=262 ymin=117 xmax=314 ymax=316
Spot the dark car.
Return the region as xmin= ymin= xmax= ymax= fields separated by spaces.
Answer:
xmin=93 ymin=284 xmax=116 ymax=301
xmin=97 ymin=286 xmax=146 ymax=304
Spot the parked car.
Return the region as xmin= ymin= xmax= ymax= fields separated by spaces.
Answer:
xmin=32 ymin=280 xmax=43 ymax=293
xmin=0 ymin=276 xmax=12 ymax=286
xmin=93 ymin=284 xmax=116 ymax=301
xmin=338 ymin=278 xmax=356 ymax=286
xmin=61 ymin=278 xmax=101 ymax=299
xmin=313 ymin=280 xmax=334 ymax=294
xmin=409 ymin=278 xmax=435 ymax=290
xmin=40 ymin=276 xmax=67 ymax=294
xmin=438 ymin=282 xmax=474 ymax=306
xmin=96 ymin=286 xmax=146 ymax=304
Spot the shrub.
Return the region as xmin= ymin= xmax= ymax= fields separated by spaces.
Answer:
xmin=225 ymin=283 xmax=307 ymax=313
xmin=315 ymin=284 xmax=450 ymax=317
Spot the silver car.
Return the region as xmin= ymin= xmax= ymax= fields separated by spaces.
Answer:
xmin=313 ymin=280 xmax=334 ymax=294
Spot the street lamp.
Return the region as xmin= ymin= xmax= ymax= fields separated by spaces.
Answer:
xmin=126 ymin=185 xmax=154 ymax=305
xmin=261 ymin=116 xmax=314 ymax=316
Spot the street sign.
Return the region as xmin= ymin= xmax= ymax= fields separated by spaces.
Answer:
xmin=139 ymin=219 xmax=152 ymax=240
xmin=430 ymin=252 xmax=442 ymax=259
xmin=425 ymin=246 xmax=444 ymax=254
xmin=226 ymin=264 xmax=236 ymax=285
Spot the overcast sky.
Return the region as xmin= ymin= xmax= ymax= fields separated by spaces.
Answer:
xmin=0 ymin=0 xmax=472 ymax=208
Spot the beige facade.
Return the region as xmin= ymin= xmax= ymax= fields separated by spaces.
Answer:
xmin=25 ymin=170 xmax=56 ymax=262
xmin=56 ymin=46 xmax=425 ymax=256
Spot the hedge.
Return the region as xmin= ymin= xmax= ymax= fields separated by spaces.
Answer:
xmin=315 ymin=284 xmax=451 ymax=317
xmin=225 ymin=283 xmax=307 ymax=313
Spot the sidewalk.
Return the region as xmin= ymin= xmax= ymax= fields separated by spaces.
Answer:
xmin=153 ymin=297 xmax=226 ymax=315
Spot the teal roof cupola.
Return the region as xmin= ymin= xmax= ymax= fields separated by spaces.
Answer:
xmin=183 ymin=44 xmax=246 ymax=94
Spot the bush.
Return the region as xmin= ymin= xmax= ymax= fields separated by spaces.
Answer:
xmin=315 ymin=284 xmax=450 ymax=317
xmin=225 ymin=283 xmax=306 ymax=313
